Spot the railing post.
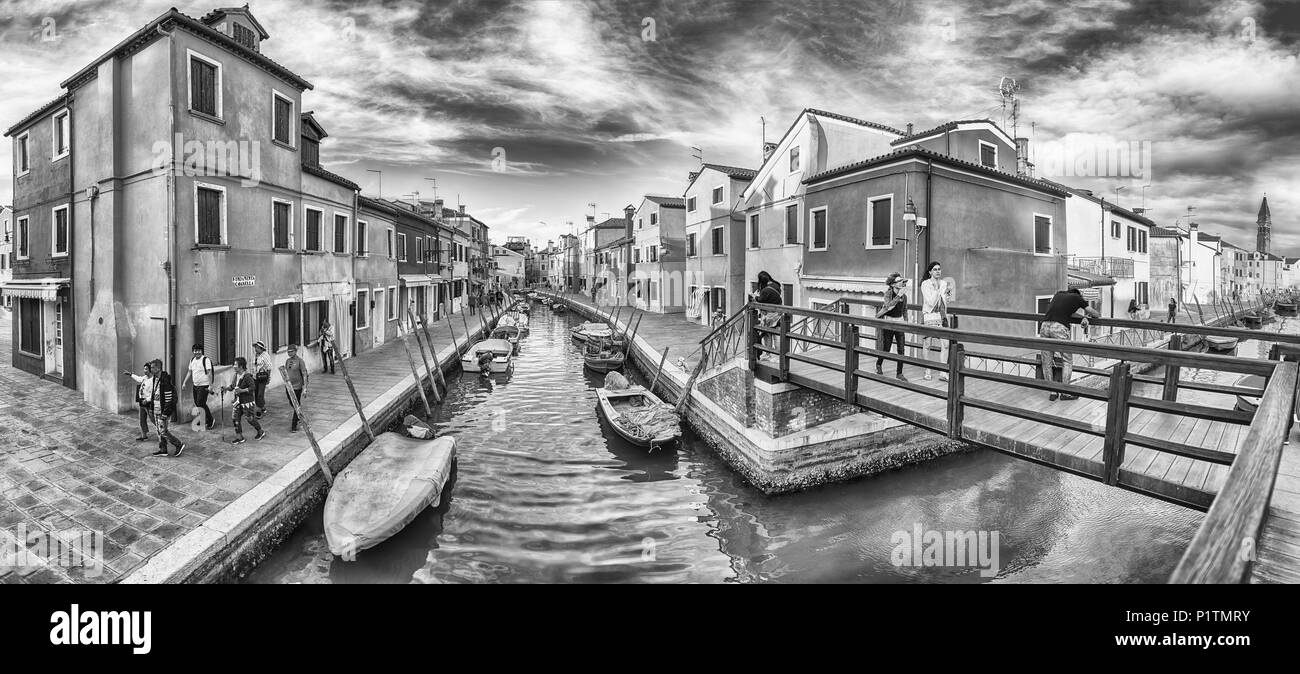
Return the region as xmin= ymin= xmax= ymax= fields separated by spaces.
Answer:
xmin=843 ymin=322 xmax=859 ymax=404
xmin=1163 ymin=334 xmax=1182 ymax=401
xmin=1101 ymin=361 xmax=1133 ymax=486
xmin=946 ymin=341 xmax=964 ymax=440
xmin=746 ymin=306 xmax=758 ymax=373
xmin=778 ymin=313 xmax=791 ymax=382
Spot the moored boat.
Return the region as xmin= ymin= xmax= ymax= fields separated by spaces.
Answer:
xmin=1275 ymin=301 xmax=1297 ymax=315
xmin=461 ymin=338 xmax=514 ymax=374
xmin=552 ymin=303 xmax=567 ymax=313
xmin=324 ymin=433 xmax=457 ymax=558
xmin=490 ymin=324 xmax=522 ymax=349
xmin=584 ymin=345 xmax=625 ymax=373
xmin=1235 ymin=374 xmax=1266 ymax=413
xmin=571 ymin=321 xmax=613 ymax=342
xmin=595 ymin=379 xmax=681 ymax=450
xmin=1242 ymin=313 xmax=1264 ymax=329
xmin=1205 ymin=334 xmax=1239 ymax=353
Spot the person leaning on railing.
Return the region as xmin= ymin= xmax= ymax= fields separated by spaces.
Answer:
xmin=749 ymin=270 xmax=783 ymax=360
xmin=1038 ymin=288 xmax=1101 ymax=401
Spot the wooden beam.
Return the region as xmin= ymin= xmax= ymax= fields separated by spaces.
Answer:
xmin=1163 ymin=334 xmax=1182 ymax=401
xmin=1101 ymin=362 xmax=1133 ymax=486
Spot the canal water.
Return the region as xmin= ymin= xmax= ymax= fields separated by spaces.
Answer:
xmin=246 ymin=309 xmax=1294 ymax=584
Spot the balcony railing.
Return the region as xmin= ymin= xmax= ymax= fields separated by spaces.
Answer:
xmin=1070 ymin=256 xmax=1134 ymax=278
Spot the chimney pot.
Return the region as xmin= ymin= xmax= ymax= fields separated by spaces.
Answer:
xmin=459 ymin=204 xmax=466 ymax=216
xmin=762 ymin=142 xmax=778 ymax=161
xmin=906 ymin=123 xmax=914 ymax=135
xmin=688 ymin=171 xmax=700 ymax=183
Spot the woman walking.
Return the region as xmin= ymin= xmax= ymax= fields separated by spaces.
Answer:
xmin=320 ymin=319 xmax=336 ymax=374
xmin=919 ymin=261 xmax=953 ymax=382
xmin=875 ymin=272 xmax=909 ymax=381
xmin=223 ymin=357 xmax=266 ymax=445
xmin=252 ymin=341 xmax=272 ymax=418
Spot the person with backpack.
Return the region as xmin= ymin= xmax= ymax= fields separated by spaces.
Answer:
xmin=748 ymin=271 xmax=783 ymax=360
xmin=252 ymin=341 xmax=272 ymax=418
xmin=180 ymin=344 xmax=215 ymax=430
xmin=146 ymin=359 xmax=186 ymax=457
xmin=222 ymin=357 xmax=266 ymax=445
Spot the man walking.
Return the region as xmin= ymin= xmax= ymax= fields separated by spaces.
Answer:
xmin=223 ymin=357 xmax=266 ymax=445
xmin=252 ymin=341 xmax=272 ymax=418
xmin=179 ymin=344 xmax=215 ymax=430
xmin=146 ymin=359 xmax=186 ymax=456
xmin=1039 ymin=288 xmax=1101 ymax=401
xmin=123 ymin=363 xmax=154 ymax=441
xmin=283 ymin=344 xmax=309 ymax=433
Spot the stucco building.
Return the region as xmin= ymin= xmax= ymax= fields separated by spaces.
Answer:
xmin=684 ymin=164 xmax=756 ymax=326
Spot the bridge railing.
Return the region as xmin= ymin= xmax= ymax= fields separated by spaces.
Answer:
xmin=743 ymin=302 xmax=1281 ymax=500
xmin=1168 ymin=360 xmax=1298 ymax=583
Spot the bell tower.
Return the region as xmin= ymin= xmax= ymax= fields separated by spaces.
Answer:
xmin=1257 ymin=194 xmax=1271 ymax=253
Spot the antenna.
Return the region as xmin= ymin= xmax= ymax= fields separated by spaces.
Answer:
xmin=761 ymin=116 xmax=766 ymax=165
xmin=690 ymin=146 xmax=703 ymax=166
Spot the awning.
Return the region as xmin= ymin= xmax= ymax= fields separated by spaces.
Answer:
xmin=0 ymin=278 xmax=69 ymax=302
xmin=1066 ymin=269 xmax=1116 ymax=289
xmin=802 ymin=279 xmax=884 ymax=294
xmin=400 ymin=274 xmax=435 ymax=288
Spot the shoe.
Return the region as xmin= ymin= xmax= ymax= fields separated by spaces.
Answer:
xmin=939 ymin=373 xmax=949 ymax=382
xmin=255 ymin=431 xmax=267 ymax=441
xmin=135 ymin=435 xmax=149 ymax=441
xmin=1049 ymin=393 xmax=1059 ymax=401
xmin=875 ymin=364 xmax=883 ymax=375
xmin=173 ymin=443 xmax=186 ymax=457
xmin=924 ymin=372 xmax=933 ymax=381
xmin=231 ymin=437 xmax=246 ymax=445
xmin=150 ymin=449 xmax=169 ymax=456
xmin=1060 ymin=394 xmax=1079 ymax=401
xmin=896 ymin=373 xmax=908 ymax=382
xmin=291 ymin=427 xmax=299 ymax=433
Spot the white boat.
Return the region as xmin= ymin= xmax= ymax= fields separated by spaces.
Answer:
xmin=490 ymin=324 xmax=522 ymax=348
xmin=571 ymin=321 xmax=613 ymax=342
xmin=461 ymin=338 xmax=515 ymax=373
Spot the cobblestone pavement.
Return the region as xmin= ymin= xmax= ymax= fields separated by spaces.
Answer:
xmin=0 ymin=306 xmax=500 ymax=583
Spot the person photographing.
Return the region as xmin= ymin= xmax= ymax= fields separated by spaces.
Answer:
xmin=875 ymin=272 xmax=910 ymax=381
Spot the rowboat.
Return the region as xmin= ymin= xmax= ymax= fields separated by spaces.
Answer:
xmin=1234 ymin=374 xmax=1266 ymax=414
xmin=1275 ymin=301 xmax=1297 ymax=315
xmin=552 ymin=303 xmax=567 ymax=314
xmin=324 ymin=433 xmax=456 ymax=558
xmin=584 ymin=348 xmax=625 ymax=373
xmin=1242 ymin=313 xmax=1264 ymax=329
xmin=571 ymin=322 xmax=613 ymax=342
xmin=461 ymin=338 xmax=514 ymax=374
xmin=1204 ymin=334 xmax=1239 ymax=353
xmin=595 ymin=384 xmax=681 ymax=450
xmin=490 ymin=324 xmax=522 ymax=349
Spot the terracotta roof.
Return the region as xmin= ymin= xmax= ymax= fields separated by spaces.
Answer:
xmin=57 ymin=9 xmax=312 ymax=93
xmin=645 ymin=196 xmax=686 ymax=208
xmin=3 ymin=93 xmax=70 ymax=137
xmin=804 ymin=146 xmax=1070 ymax=197
xmin=805 ymin=108 xmax=906 ymax=136
xmin=303 ymin=163 xmax=359 ymax=190
xmin=592 ymin=217 xmax=626 ymax=229
xmin=1051 ymin=183 xmax=1158 ymax=228
xmin=200 ymin=5 xmax=271 ymax=39
xmin=890 ymin=119 xmax=1006 ymax=146
xmin=1150 ymin=226 xmax=1182 ymax=238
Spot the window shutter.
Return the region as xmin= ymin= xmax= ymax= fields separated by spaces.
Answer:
xmin=272 ymin=306 xmax=281 ymax=350
xmin=871 ymin=199 xmax=891 ymax=247
xmin=221 ymin=311 xmax=236 ymax=365
xmin=193 ymin=315 xmax=205 ymax=356
xmin=289 ymin=302 xmax=301 ymax=346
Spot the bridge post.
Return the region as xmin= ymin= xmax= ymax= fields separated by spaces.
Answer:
xmin=947 ymin=341 xmax=964 ymax=440
xmin=746 ymin=307 xmax=758 ymax=374
xmin=843 ymin=323 xmax=859 ymax=404
xmin=1163 ymin=334 xmax=1182 ymax=401
xmin=1101 ymin=362 xmax=1134 ymax=486
xmin=778 ymin=313 xmax=791 ymax=382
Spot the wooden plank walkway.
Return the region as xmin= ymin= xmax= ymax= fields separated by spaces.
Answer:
xmin=767 ymin=346 xmax=1246 ymax=510
xmin=1251 ymin=433 xmax=1300 ymax=583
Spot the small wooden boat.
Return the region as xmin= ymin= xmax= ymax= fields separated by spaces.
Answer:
xmin=552 ymin=303 xmax=567 ymax=313
xmin=1275 ymin=301 xmax=1297 ymax=315
xmin=461 ymin=338 xmax=514 ymax=373
xmin=324 ymin=433 xmax=456 ymax=558
xmin=1242 ymin=313 xmax=1264 ymax=329
xmin=1234 ymin=374 xmax=1266 ymax=413
xmin=571 ymin=322 xmax=613 ymax=342
xmin=595 ymin=384 xmax=681 ymax=450
xmin=1205 ymin=334 xmax=1239 ymax=353
xmin=584 ymin=348 xmax=625 ymax=373
xmin=490 ymin=324 xmax=522 ymax=348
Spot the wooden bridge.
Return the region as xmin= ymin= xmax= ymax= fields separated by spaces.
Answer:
xmin=691 ymin=297 xmax=1300 ymax=584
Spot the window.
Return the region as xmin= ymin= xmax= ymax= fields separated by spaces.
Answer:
xmin=387 ymin=228 xmax=395 ymax=259
xmin=978 ymin=140 xmax=997 ymax=169
xmin=194 ymin=310 xmax=235 ymax=364
xmin=633 ymin=247 xmax=641 ymax=263
xmin=272 ymin=91 xmax=294 ymax=145
xmin=15 ymin=132 xmax=30 ymax=176
xmin=1034 ymin=213 xmax=1053 ymax=255
xmin=388 ymin=286 xmax=397 ymax=321
xmin=303 ymin=300 xmax=328 ymax=345
xmin=272 ymin=200 xmax=293 ymax=249
xmin=16 ymin=216 xmax=29 ymax=260
xmin=302 ymin=137 xmax=319 ymax=167
xmin=651 ymin=212 xmax=659 ymax=226
xmin=51 ymin=204 xmax=69 ymax=257
xmin=867 ymin=196 xmax=892 ymax=249
xmin=1136 ymin=281 xmax=1149 ymax=306
xmin=810 ymin=206 xmax=827 ymax=250
xmin=750 ymin=214 xmax=759 ymax=248
xmin=687 ymin=232 xmax=697 ymax=257
xmin=358 ymin=290 xmax=372 ymax=330
xmin=187 ymin=50 xmax=222 ymax=118
xmin=356 ymin=221 xmax=368 ymax=256
xmin=233 ymin=23 xmax=257 ymax=50
xmin=305 ymin=207 xmax=323 ymax=251
xmin=638 ymin=218 xmax=643 ymax=229
xmin=711 ymin=226 xmax=725 ymax=255
xmin=789 ymin=146 xmax=800 ymax=172
xmin=650 ymin=280 xmax=659 ymax=302
xmin=397 ymin=233 xmax=407 ymax=261
xmin=52 ymin=109 xmax=69 ymax=160
xmin=712 ymin=186 xmax=723 ymax=204
xmin=785 ymin=204 xmax=798 ymax=244
xmin=334 ymin=213 xmax=348 ymax=253
xmin=687 ymin=196 xmax=696 ymax=212
xmin=1127 ymin=226 xmax=1136 ymax=252
xmin=1111 ymin=220 xmax=1121 ymax=238
xmin=1138 ymin=230 xmax=1147 ymax=254
xmin=649 ymin=245 xmax=658 ymax=262
xmin=271 ymin=300 xmax=300 ymax=351
xmin=18 ymin=298 xmax=41 ymax=355
xmin=195 ymin=183 xmax=226 ymax=245
xmin=783 ymin=283 xmax=793 ymax=306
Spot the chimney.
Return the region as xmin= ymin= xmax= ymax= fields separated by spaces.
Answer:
xmin=624 ymin=204 xmax=635 ymax=240
xmin=1189 ymin=221 xmax=1199 ymax=250
xmin=688 ymin=170 xmax=700 ymax=183
xmin=458 ymin=204 xmax=466 ymax=216
xmin=1008 ymin=138 xmax=1029 ymax=176
xmin=762 ymin=142 xmax=777 ymax=162
xmin=905 ymin=122 xmax=914 ymax=135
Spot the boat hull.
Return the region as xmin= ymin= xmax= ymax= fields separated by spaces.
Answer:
xmin=324 ymin=434 xmax=456 ymax=558
xmin=584 ymin=354 xmax=625 ymax=373
xmin=595 ymin=387 xmax=680 ymax=449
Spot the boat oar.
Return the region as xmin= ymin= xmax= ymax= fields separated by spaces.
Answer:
xmin=649 ymin=347 xmax=670 ymax=393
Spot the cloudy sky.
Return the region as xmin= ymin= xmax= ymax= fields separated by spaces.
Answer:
xmin=1 ymin=0 xmax=1298 ymax=250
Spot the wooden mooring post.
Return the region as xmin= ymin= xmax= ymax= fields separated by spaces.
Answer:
xmin=407 ymin=309 xmax=442 ymax=404
xmin=277 ymin=365 xmax=333 ymax=486
xmin=399 ymin=326 xmax=433 ymax=417
xmin=329 ymin=337 xmax=375 ymax=441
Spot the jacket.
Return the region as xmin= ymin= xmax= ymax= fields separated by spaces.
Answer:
xmin=151 ymin=371 xmax=178 ymax=416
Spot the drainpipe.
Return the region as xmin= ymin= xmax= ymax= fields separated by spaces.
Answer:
xmin=923 ymin=158 xmax=933 ymax=278
xmin=352 ymin=186 xmax=359 ymax=357
xmin=162 ymin=22 xmax=178 ymax=385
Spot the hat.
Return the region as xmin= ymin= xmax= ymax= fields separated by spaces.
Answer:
xmin=253 ymin=341 xmax=267 ymax=351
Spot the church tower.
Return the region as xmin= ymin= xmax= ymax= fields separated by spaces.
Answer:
xmin=1257 ymin=194 xmax=1272 ymax=253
